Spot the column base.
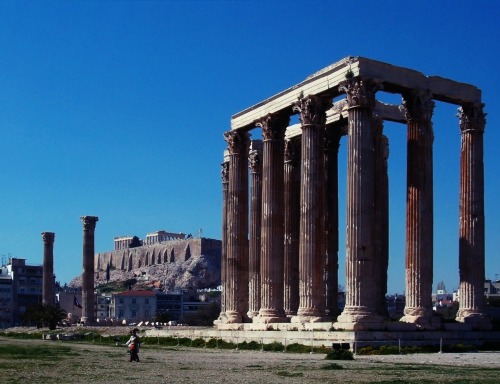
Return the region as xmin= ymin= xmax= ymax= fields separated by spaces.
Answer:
xmin=285 ymin=310 xmax=297 ymax=318
xmin=290 ymin=315 xmax=330 ymax=323
xmin=224 ymin=311 xmax=242 ymax=324
xmin=399 ymin=307 xmax=441 ymax=330
xmin=334 ymin=306 xmax=384 ymax=330
xmin=213 ymin=312 xmax=228 ymax=326
xmin=290 ymin=307 xmax=329 ymax=324
xmin=456 ymin=309 xmax=492 ymax=330
xmin=254 ymin=308 xmax=287 ymax=324
xmin=247 ymin=310 xmax=259 ymax=319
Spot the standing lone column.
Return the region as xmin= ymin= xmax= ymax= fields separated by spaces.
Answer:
xmin=215 ymin=153 xmax=230 ymax=325
xmin=335 ymin=78 xmax=383 ymax=330
xmin=248 ymin=140 xmax=263 ymax=319
xmin=291 ymin=95 xmax=331 ymax=323
xmin=256 ymin=113 xmax=289 ymax=323
xmin=41 ymin=232 xmax=55 ymax=305
xmin=456 ymin=103 xmax=491 ymax=330
xmin=284 ymin=137 xmax=301 ymax=317
xmin=400 ymin=90 xmax=437 ymax=327
xmin=81 ymin=216 xmax=98 ymax=324
xmin=224 ymin=130 xmax=250 ymax=323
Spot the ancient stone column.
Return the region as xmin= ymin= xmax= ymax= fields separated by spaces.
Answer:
xmin=81 ymin=215 xmax=98 ymax=324
xmin=223 ymin=130 xmax=250 ymax=323
xmin=248 ymin=140 xmax=263 ymax=319
xmin=335 ymin=78 xmax=383 ymax=329
xmin=255 ymin=113 xmax=289 ymax=323
xmin=373 ymin=115 xmax=390 ymax=317
xmin=215 ymin=153 xmax=230 ymax=325
xmin=456 ymin=103 xmax=491 ymax=329
xmin=291 ymin=95 xmax=331 ymax=323
xmin=324 ymin=124 xmax=343 ymax=318
xmin=41 ymin=232 xmax=55 ymax=305
xmin=400 ymin=90 xmax=436 ymax=327
xmin=284 ymin=137 xmax=301 ymax=317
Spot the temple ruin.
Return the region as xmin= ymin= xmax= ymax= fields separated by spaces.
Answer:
xmin=218 ymin=56 xmax=490 ymax=331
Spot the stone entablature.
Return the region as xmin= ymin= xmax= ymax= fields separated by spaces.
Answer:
xmin=145 ymin=230 xmax=186 ymax=246
xmin=220 ymin=56 xmax=489 ymax=331
xmin=114 ymin=236 xmax=134 ymax=250
xmin=96 ymin=238 xmax=221 ymax=272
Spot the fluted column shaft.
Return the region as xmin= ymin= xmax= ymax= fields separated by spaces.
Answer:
xmin=284 ymin=138 xmax=301 ymax=316
xmin=373 ymin=115 xmax=389 ymax=316
xmin=291 ymin=95 xmax=330 ymax=322
xmin=81 ymin=216 xmax=98 ymax=324
xmin=41 ymin=232 xmax=55 ymax=306
xmin=336 ymin=78 xmax=383 ymax=328
xmin=216 ymin=157 xmax=229 ymax=323
xmin=324 ymin=126 xmax=343 ymax=317
xmin=256 ymin=113 xmax=288 ymax=322
xmin=248 ymin=141 xmax=263 ymax=319
xmin=456 ymin=103 xmax=490 ymax=329
xmin=401 ymin=90 xmax=435 ymax=325
xmin=224 ymin=130 xmax=250 ymax=323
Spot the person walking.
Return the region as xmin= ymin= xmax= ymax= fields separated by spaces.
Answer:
xmin=125 ymin=329 xmax=140 ymax=362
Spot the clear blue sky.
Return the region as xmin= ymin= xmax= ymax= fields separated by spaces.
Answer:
xmin=0 ymin=1 xmax=499 ymax=294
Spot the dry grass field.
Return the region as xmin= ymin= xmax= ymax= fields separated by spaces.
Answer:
xmin=1 ymin=335 xmax=500 ymax=383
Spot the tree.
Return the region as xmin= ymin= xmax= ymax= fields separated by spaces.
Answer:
xmin=154 ymin=311 xmax=171 ymax=323
xmin=106 ymin=263 xmax=111 ymax=282
xmin=183 ymin=302 xmax=220 ymax=326
xmin=129 ymin=236 xmax=143 ymax=248
xmin=22 ymin=303 xmax=67 ymax=330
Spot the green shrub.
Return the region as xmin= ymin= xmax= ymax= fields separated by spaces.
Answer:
xmin=237 ymin=340 xmax=261 ymax=350
xmin=263 ymin=341 xmax=284 ymax=352
xmin=325 ymin=349 xmax=354 ymax=360
xmin=285 ymin=343 xmax=310 ymax=353
xmin=191 ymin=338 xmax=206 ymax=348
xmin=205 ymin=338 xmax=219 ymax=348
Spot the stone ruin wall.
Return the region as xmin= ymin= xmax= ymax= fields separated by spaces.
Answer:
xmin=95 ymin=238 xmax=221 ymax=272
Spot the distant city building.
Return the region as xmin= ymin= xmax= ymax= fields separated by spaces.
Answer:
xmin=4 ymin=258 xmax=43 ymax=326
xmin=56 ymin=288 xmax=83 ymax=323
xmin=0 ymin=265 xmax=13 ymax=328
xmin=484 ymin=280 xmax=500 ymax=297
xmin=111 ymin=290 xmax=156 ymax=323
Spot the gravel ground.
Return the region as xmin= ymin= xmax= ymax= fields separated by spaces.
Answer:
xmin=1 ymin=335 xmax=500 ymax=383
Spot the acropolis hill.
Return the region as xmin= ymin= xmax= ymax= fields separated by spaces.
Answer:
xmin=69 ymin=235 xmax=221 ymax=291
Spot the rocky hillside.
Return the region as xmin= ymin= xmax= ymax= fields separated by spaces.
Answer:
xmin=68 ymin=252 xmax=221 ymax=291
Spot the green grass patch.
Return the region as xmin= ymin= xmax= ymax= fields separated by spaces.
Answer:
xmin=0 ymin=344 xmax=75 ymax=360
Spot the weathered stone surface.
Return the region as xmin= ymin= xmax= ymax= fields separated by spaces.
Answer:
xmin=68 ymin=238 xmax=221 ymax=291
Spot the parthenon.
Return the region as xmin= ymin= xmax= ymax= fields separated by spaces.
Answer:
xmin=218 ymin=56 xmax=490 ymax=331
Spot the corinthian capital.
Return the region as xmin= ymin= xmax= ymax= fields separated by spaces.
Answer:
xmin=293 ymin=94 xmax=332 ymax=127
xmin=339 ymin=78 xmax=379 ymax=109
xmin=402 ymin=89 xmax=435 ymax=122
xmin=284 ymin=138 xmax=300 ymax=164
xmin=81 ymin=216 xmax=99 ymax=231
xmin=248 ymin=150 xmax=262 ymax=174
xmin=41 ymin=232 xmax=55 ymax=244
xmin=256 ymin=112 xmax=289 ymax=141
xmin=224 ymin=130 xmax=250 ymax=155
xmin=221 ymin=161 xmax=229 ymax=184
xmin=458 ymin=103 xmax=486 ymax=133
